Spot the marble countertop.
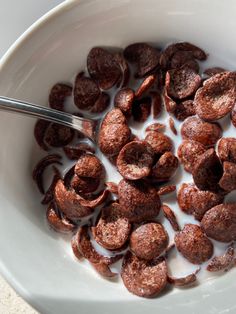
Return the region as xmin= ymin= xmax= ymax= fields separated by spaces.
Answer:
xmin=0 ymin=1 xmax=63 ymax=313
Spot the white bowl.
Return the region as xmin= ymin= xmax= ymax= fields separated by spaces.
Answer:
xmin=0 ymin=0 xmax=236 ymax=313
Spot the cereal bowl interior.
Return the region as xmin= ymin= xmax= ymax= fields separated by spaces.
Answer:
xmin=0 ymin=0 xmax=236 ymax=313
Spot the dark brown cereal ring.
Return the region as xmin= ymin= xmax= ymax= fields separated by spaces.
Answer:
xmin=195 ymin=72 xmax=236 ymax=121
xmin=91 ymin=92 xmax=110 ymax=113
xmin=166 ymin=66 xmax=201 ymax=100
xmin=174 ymin=99 xmax=196 ymax=121
xmin=145 ymin=123 xmax=166 ymax=133
xmin=44 ymin=123 xmax=74 ymax=147
xmin=207 ymin=246 xmax=235 ymax=272
xmin=132 ymin=97 xmax=152 ymax=122
xmin=54 ymin=180 xmax=93 ymax=220
xmin=118 ymin=179 xmax=161 ymax=223
xmin=71 ymin=175 xmax=100 ymax=195
xmin=130 ymin=223 xmax=169 ymax=260
xmin=73 ymin=72 xmax=100 ymax=110
xmin=151 ymin=91 xmax=162 ymax=118
xmin=162 ymin=204 xmax=180 ymax=232
xmin=41 ymin=166 xmax=61 ymax=205
xmin=114 ymin=88 xmax=134 ymax=117
xmin=204 ymin=67 xmax=227 ymax=77
xmin=135 ymin=74 xmax=156 ymax=99
xmin=114 ymin=52 xmax=130 ymax=88
xmin=121 ymin=252 xmax=167 ymax=298
xmin=169 ymin=117 xmax=177 ymax=135
xmin=175 ymin=224 xmax=213 ymax=264
xmin=98 ymin=108 xmax=131 ymax=157
xmin=145 ymin=131 xmax=173 ymax=156
xmin=105 ymin=182 xmax=118 ymax=194
xmin=177 ymin=183 xmax=224 ymax=221
xmin=192 ymin=148 xmax=223 ymax=192
xmin=63 ymin=143 xmax=95 ymax=160
xmin=201 ymin=204 xmax=236 ymax=242
xmin=177 ymin=140 xmax=206 ymax=173
xmin=87 ymin=47 xmax=121 ymax=90
xmin=160 ymin=42 xmax=207 ymax=70
xmin=181 ymin=116 xmax=222 ymax=147
xmin=167 ymin=268 xmax=200 ymax=287
xmin=163 ymin=88 xmax=177 ymax=113
xmin=32 ymin=154 xmax=62 ymax=194
xmin=74 ymin=154 xmax=104 ymax=179
xmin=151 ymin=152 xmax=179 ymax=182
xmin=218 ymin=137 xmax=236 ymax=163
xmin=49 ymin=83 xmax=72 ymax=111
xmin=124 ymin=43 xmax=161 ymax=78
xmin=92 ymin=203 xmax=131 ymax=250
xmin=34 ymin=119 xmax=50 ymax=151
xmin=170 ymin=51 xmax=199 ymax=72
xmin=219 ymin=162 xmax=236 ymax=192
xmin=46 ymin=203 xmax=76 ymax=233
xmin=117 ymin=141 xmax=155 ymax=180
xmin=158 ymin=185 xmax=176 ymax=196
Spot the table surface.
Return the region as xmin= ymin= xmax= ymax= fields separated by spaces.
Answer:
xmin=0 ymin=1 xmax=63 ymax=312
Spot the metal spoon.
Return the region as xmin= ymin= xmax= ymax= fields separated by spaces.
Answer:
xmin=0 ymin=96 xmax=98 ymax=141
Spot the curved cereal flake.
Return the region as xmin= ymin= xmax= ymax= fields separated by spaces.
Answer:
xmin=135 ymin=74 xmax=156 ymax=99
xmin=204 ymin=67 xmax=227 ymax=77
xmin=117 ymin=141 xmax=155 ymax=180
xmin=114 ymin=88 xmax=134 ymax=117
xmin=130 ymin=223 xmax=169 ymax=260
xmin=49 ymin=83 xmax=72 ymax=111
xmin=174 ymin=100 xmax=196 ymax=121
xmin=169 ymin=117 xmax=177 ymax=135
xmin=218 ymin=137 xmax=236 ymax=163
xmin=219 ymin=162 xmax=236 ymax=192
xmin=105 ymin=182 xmax=118 ymax=195
xmin=71 ymin=232 xmax=83 ymax=260
xmin=75 ymin=153 xmax=104 ymax=179
xmin=63 ymin=143 xmax=95 ymax=160
xmin=207 ymin=246 xmax=235 ymax=272
xmin=151 ymin=91 xmax=162 ymax=118
xmin=195 ymin=72 xmax=236 ymax=121
xmin=162 ymin=204 xmax=180 ymax=232
xmin=124 ymin=43 xmax=161 ymax=78
xmin=76 ymin=189 xmax=109 ymax=208
xmin=132 ymin=97 xmax=152 ymax=122
xmin=71 ymin=175 xmax=100 ymax=195
xmin=158 ymin=185 xmax=176 ymax=196
xmin=121 ymin=251 xmax=167 ymax=298
xmin=46 ymin=203 xmax=76 ymax=233
xmin=167 ymin=268 xmax=200 ymax=286
xmin=163 ymin=88 xmax=177 ymax=113
xmin=145 ymin=123 xmax=166 ymax=133
xmin=41 ymin=166 xmax=61 ymax=205
xmin=87 ymin=47 xmax=121 ymax=90
xmin=151 ymin=152 xmax=179 ymax=182
xmin=32 ymin=154 xmax=62 ymax=194
xmin=166 ymin=66 xmax=201 ymax=100
xmin=44 ymin=123 xmax=74 ymax=147
xmin=92 ymin=203 xmax=131 ymax=250
xmin=170 ymin=51 xmax=199 ymax=72
xmin=91 ymin=262 xmax=118 ymax=278
xmin=192 ymin=148 xmax=223 ymax=192
xmin=145 ymin=131 xmax=173 ymax=156
xmin=34 ymin=119 xmax=50 ymax=151
xmin=91 ymin=92 xmax=110 ymax=113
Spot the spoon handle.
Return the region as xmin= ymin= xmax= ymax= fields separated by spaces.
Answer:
xmin=0 ymin=96 xmax=97 ymax=141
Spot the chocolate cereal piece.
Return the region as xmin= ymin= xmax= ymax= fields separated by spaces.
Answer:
xmin=92 ymin=203 xmax=131 ymax=250
xmin=71 ymin=232 xmax=83 ymax=260
xmin=218 ymin=137 xmax=236 ymax=163
xmin=219 ymin=162 xmax=236 ymax=192
xmin=167 ymin=268 xmax=200 ymax=287
xmin=121 ymin=252 xmax=167 ymax=298
xmin=114 ymin=88 xmax=134 ymax=117
xmin=91 ymin=92 xmax=110 ymax=113
xmin=145 ymin=131 xmax=173 ymax=155
xmin=124 ymin=43 xmax=160 ymax=78
xmin=166 ymin=66 xmax=201 ymax=100
xmin=135 ymin=74 xmax=156 ymax=99
xmin=181 ymin=116 xmax=222 ymax=147
xmin=207 ymin=246 xmax=235 ymax=272
xmin=71 ymin=175 xmax=100 ymax=195
xmin=177 ymin=140 xmax=206 ymax=173
xmin=90 ymin=262 xmax=118 ymax=278
xmin=63 ymin=143 xmax=95 ymax=160
xmin=152 ymin=152 xmax=179 ymax=182
xmin=41 ymin=166 xmax=61 ymax=205
xmin=32 ymin=154 xmax=62 ymax=194
xmin=73 ymin=72 xmax=100 ymax=110
xmin=130 ymin=223 xmax=169 ymax=260
xmin=175 ymin=224 xmax=213 ymax=264
xmin=145 ymin=123 xmax=166 ymax=133
xmin=158 ymin=185 xmax=176 ymax=196
xmin=162 ymin=204 xmax=180 ymax=232
xmin=114 ymin=52 xmax=130 ymax=88
xmin=170 ymin=51 xmax=199 ymax=72
xmin=34 ymin=119 xmax=50 ymax=151
xmin=74 ymin=154 xmax=104 ymax=179
xmin=201 ymin=204 xmax=236 ymax=242
xmin=132 ymin=97 xmax=152 ymax=122
xmin=118 ymin=179 xmax=161 ymax=223
xmin=46 ymin=203 xmax=76 ymax=233
xmin=163 ymin=88 xmax=177 ymax=113
xmin=151 ymin=91 xmax=162 ymax=118
xmin=117 ymin=141 xmax=155 ymax=180
xmin=174 ymin=100 xmax=196 ymax=121
xmin=98 ymin=108 xmax=131 ymax=157
xmin=177 ymin=183 xmax=224 ymax=221
xmin=193 ymin=148 xmax=223 ymax=192
xmin=204 ymin=67 xmax=227 ymax=77
xmin=105 ymin=182 xmax=118 ymax=194
xmin=49 ymin=83 xmax=72 ymax=111
xmin=231 ymin=103 xmax=236 ymax=127
xmin=169 ymin=117 xmax=177 ymax=135
xmin=195 ymin=72 xmax=236 ymax=121
xmin=87 ymin=47 xmax=121 ymax=90
xmin=44 ymin=123 xmax=74 ymax=147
